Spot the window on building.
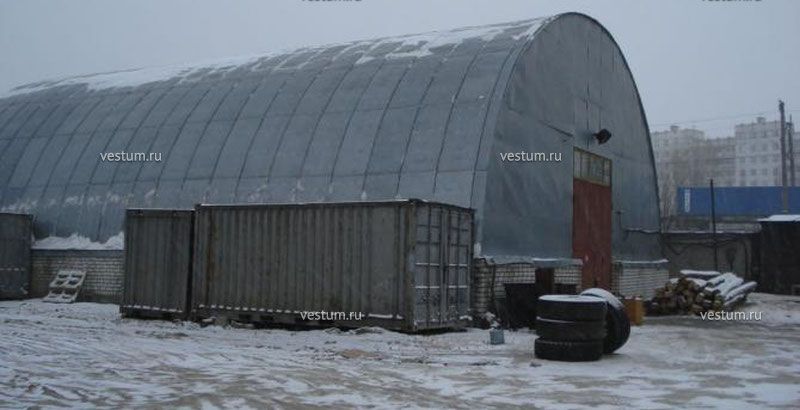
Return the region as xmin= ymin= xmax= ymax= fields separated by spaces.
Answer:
xmin=574 ymin=148 xmax=611 ymax=186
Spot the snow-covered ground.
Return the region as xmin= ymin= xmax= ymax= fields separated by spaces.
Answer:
xmin=1 ymin=293 xmax=798 ymax=409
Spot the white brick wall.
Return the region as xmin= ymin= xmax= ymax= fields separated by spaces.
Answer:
xmin=554 ymin=265 xmax=581 ymax=288
xmin=31 ymin=250 xmax=124 ymax=303
xmin=611 ymin=263 xmax=669 ymax=299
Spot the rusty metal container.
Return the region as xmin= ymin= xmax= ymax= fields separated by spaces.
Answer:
xmin=192 ymin=200 xmax=473 ymax=331
xmin=0 ymin=213 xmax=32 ymax=300
xmin=121 ymin=209 xmax=194 ymax=319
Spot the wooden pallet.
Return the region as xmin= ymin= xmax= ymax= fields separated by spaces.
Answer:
xmin=43 ymin=270 xmax=86 ymax=303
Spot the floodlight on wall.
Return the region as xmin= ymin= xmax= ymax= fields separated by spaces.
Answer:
xmin=594 ymin=129 xmax=612 ymax=144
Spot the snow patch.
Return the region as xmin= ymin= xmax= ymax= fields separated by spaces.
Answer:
xmin=759 ymin=214 xmax=800 ymax=222
xmin=1 ymin=292 xmax=798 ymax=408
xmin=354 ymin=18 xmax=549 ymax=64
xmin=3 ymin=17 xmax=554 ymax=100
xmin=32 ymin=232 xmax=124 ymax=250
xmin=2 ymin=53 xmax=270 ymax=98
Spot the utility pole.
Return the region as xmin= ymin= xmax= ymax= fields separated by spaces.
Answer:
xmin=789 ymin=115 xmax=796 ymax=187
xmin=779 ymin=100 xmax=788 ymax=212
xmin=710 ymin=178 xmax=718 ymax=272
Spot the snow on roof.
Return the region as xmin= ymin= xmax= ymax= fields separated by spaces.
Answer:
xmin=1 ymin=54 xmax=269 ymax=98
xmin=2 ymin=17 xmax=551 ymax=99
xmin=758 ymin=215 xmax=800 ymax=223
xmin=32 ymin=232 xmax=124 ymax=250
xmin=354 ymin=18 xmax=548 ymax=64
xmin=680 ymin=269 xmax=721 ymax=275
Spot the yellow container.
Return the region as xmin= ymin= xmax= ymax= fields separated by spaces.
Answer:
xmin=623 ymin=298 xmax=645 ymax=326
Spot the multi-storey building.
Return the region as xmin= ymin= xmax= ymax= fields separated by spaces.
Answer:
xmin=651 ymin=126 xmax=736 ymax=219
xmin=734 ymin=116 xmax=798 ymax=187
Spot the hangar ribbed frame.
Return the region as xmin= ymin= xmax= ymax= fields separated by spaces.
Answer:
xmin=0 ymin=13 xmax=662 ymax=263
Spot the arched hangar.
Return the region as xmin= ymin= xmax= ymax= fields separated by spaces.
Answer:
xmin=0 ymin=13 xmax=664 ymax=293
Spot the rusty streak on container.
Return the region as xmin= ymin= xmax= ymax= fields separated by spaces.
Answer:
xmin=192 ymin=199 xmax=473 ymax=332
xmin=121 ymin=209 xmax=194 ymax=319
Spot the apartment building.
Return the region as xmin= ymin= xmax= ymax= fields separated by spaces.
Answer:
xmin=734 ymin=116 xmax=798 ymax=186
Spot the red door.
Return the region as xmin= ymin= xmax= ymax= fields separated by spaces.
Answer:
xmin=573 ymin=178 xmax=612 ymax=290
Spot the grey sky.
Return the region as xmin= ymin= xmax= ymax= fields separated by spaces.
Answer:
xmin=1 ymin=0 xmax=798 ymax=137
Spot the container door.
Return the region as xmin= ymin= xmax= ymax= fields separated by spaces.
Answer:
xmin=0 ymin=214 xmax=32 ymax=300
xmin=442 ymin=207 xmax=471 ymax=324
xmin=572 ymin=149 xmax=612 ymax=290
xmin=123 ymin=209 xmax=193 ymax=317
xmin=414 ymin=204 xmax=472 ymax=329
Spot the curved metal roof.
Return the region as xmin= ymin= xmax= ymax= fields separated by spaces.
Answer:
xmin=0 ymin=13 xmax=662 ymax=261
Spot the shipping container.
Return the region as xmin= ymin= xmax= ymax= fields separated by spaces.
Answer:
xmin=677 ymin=186 xmax=800 ymax=217
xmin=0 ymin=213 xmax=33 ymax=300
xmin=121 ymin=209 xmax=194 ymax=319
xmin=192 ymin=200 xmax=473 ymax=332
xmin=758 ymin=216 xmax=800 ymax=295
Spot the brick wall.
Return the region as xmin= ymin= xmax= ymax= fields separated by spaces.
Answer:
xmin=611 ymin=262 xmax=669 ymax=300
xmin=27 ymin=250 xmax=668 ymax=306
xmin=31 ymin=250 xmax=124 ymax=304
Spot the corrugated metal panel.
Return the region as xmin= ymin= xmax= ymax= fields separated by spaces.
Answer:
xmin=0 ymin=213 xmax=32 ymax=299
xmin=192 ymin=200 xmax=472 ymax=331
xmin=121 ymin=209 xmax=193 ymax=318
xmin=678 ymin=186 xmax=800 ymax=217
xmin=1 ymin=13 xmax=663 ymax=269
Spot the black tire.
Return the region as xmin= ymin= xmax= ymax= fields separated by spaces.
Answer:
xmin=614 ymin=306 xmax=631 ymax=351
xmin=580 ymin=288 xmax=623 ymax=311
xmin=580 ymin=288 xmax=631 ymax=353
xmin=535 ymin=318 xmax=606 ymax=342
xmin=537 ymin=295 xmax=607 ymax=322
xmin=534 ymin=338 xmax=603 ymax=362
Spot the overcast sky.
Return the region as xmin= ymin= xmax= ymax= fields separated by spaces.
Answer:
xmin=1 ymin=0 xmax=798 ymax=137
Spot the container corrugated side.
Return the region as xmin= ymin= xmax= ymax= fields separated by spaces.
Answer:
xmin=192 ymin=200 xmax=473 ymax=331
xmin=0 ymin=213 xmax=32 ymax=300
xmin=121 ymin=209 xmax=193 ymax=318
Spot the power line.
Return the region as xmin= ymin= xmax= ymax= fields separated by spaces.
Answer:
xmin=651 ymin=109 xmax=800 ymax=127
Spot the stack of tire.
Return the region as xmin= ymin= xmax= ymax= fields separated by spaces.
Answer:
xmin=580 ymin=288 xmax=631 ymax=354
xmin=534 ymin=289 xmax=631 ymax=362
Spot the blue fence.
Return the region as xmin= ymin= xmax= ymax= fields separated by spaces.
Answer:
xmin=677 ymin=186 xmax=800 ymax=217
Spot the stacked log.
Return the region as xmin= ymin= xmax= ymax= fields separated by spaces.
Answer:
xmin=646 ymin=271 xmax=757 ymax=316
